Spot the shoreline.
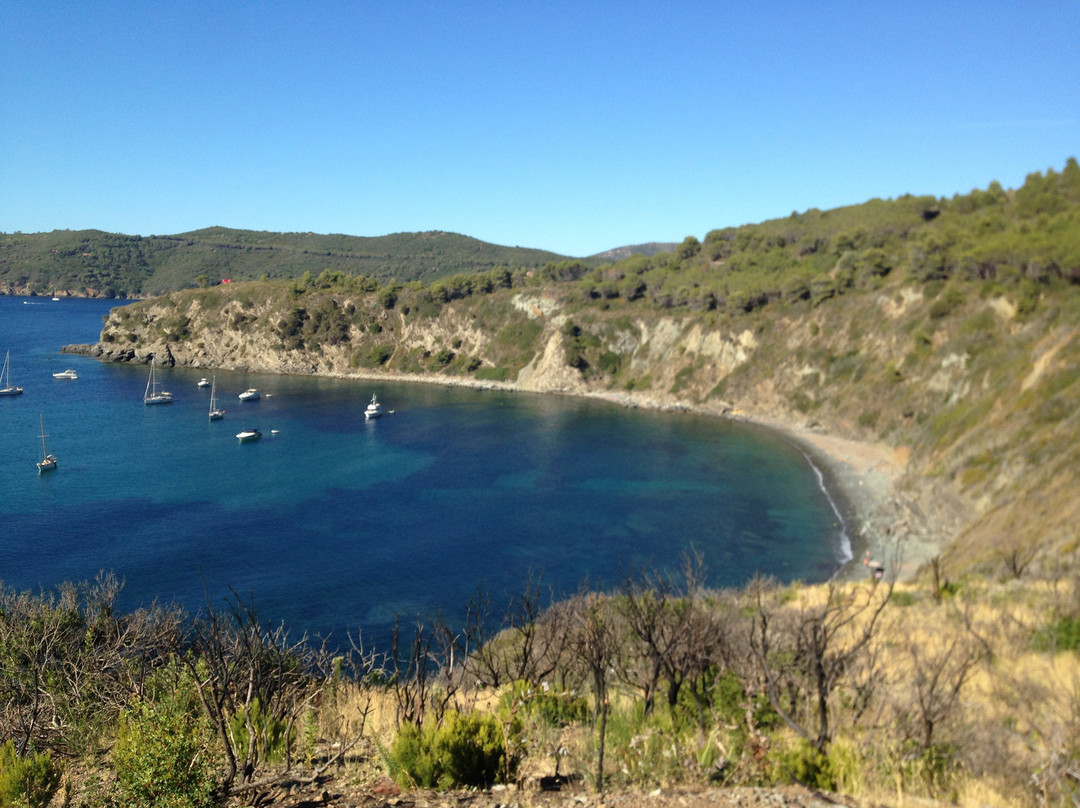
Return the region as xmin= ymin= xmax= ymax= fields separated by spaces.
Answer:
xmin=68 ymin=346 xmax=942 ymax=583
xmin=314 ymin=367 xmax=939 ymax=583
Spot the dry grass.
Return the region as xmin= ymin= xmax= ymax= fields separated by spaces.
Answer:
xmin=307 ymin=574 xmax=1077 ymax=807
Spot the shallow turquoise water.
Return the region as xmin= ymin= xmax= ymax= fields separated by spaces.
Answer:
xmin=0 ymin=295 xmax=848 ymax=650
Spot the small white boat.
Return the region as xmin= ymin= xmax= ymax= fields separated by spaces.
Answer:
xmin=0 ymin=351 xmax=24 ymax=396
xmin=364 ymin=393 xmax=383 ymax=419
xmin=208 ymin=376 xmax=225 ymax=421
xmin=239 ymin=388 xmax=260 ymax=401
xmin=197 ymin=377 xmax=211 ymax=388
xmin=52 ymin=369 xmax=78 ymax=380
xmin=236 ymin=428 xmax=262 ymax=443
xmin=36 ymin=414 xmax=57 ymax=473
xmin=143 ymin=357 xmax=173 ymax=405
xmin=51 ymin=297 xmax=60 ymax=301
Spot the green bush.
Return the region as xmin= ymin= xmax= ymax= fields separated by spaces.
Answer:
xmin=1033 ymin=615 xmax=1080 ymax=653
xmin=111 ymin=696 xmax=220 ymax=808
xmin=387 ymin=710 xmax=517 ymax=790
xmin=928 ymin=286 xmax=966 ymax=319
xmin=0 ymin=741 xmax=63 ymax=808
xmin=502 ymin=681 xmax=589 ymax=727
xmin=228 ymin=698 xmax=293 ymax=767
xmin=771 ymin=739 xmax=835 ymax=790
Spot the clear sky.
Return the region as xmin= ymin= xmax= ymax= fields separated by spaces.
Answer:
xmin=2 ymin=1 xmax=1077 ymax=257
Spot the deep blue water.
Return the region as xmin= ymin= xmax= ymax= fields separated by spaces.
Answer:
xmin=0 ymin=295 xmax=849 ymax=650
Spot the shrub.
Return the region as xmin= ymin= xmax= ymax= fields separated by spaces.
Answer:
xmin=771 ymin=739 xmax=835 ymax=790
xmin=111 ymin=695 xmax=220 ymax=808
xmin=387 ymin=710 xmax=517 ymax=790
xmin=0 ymin=741 xmax=63 ymax=808
xmin=929 ymin=286 xmax=966 ymax=319
xmin=1033 ymin=615 xmax=1080 ymax=653
xmin=502 ymin=681 xmax=589 ymax=728
xmin=228 ymin=698 xmax=293 ymax=767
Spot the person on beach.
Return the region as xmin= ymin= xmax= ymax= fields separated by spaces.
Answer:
xmin=863 ymin=549 xmax=885 ymax=580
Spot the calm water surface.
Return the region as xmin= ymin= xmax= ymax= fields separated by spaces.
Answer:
xmin=0 ymin=296 xmax=848 ymax=649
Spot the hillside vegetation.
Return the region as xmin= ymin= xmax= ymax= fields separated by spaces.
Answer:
xmin=0 ymin=227 xmax=568 ymax=297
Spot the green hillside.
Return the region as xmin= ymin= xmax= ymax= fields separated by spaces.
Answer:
xmin=0 ymin=227 xmax=569 ymax=297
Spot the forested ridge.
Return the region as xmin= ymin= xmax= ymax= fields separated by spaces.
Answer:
xmin=0 ymin=227 xmax=568 ymax=297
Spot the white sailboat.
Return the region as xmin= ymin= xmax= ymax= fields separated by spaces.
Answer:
xmin=364 ymin=393 xmax=383 ymax=419
xmin=0 ymin=351 xmax=24 ymax=396
xmin=143 ymin=357 xmax=173 ymax=405
xmin=208 ymin=376 xmax=225 ymax=420
xmin=36 ymin=415 xmax=57 ymax=473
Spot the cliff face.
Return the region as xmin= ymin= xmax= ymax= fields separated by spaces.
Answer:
xmin=88 ymin=275 xmax=1080 ymax=579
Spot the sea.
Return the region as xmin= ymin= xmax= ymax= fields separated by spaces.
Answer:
xmin=0 ymin=295 xmax=851 ymax=652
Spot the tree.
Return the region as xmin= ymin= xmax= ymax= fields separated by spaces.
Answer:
xmin=0 ymin=574 xmax=182 ymax=758
xmin=569 ymin=592 xmax=618 ymax=792
xmin=466 ymin=575 xmax=572 ymax=689
xmin=751 ymin=575 xmax=893 ymax=753
xmin=174 ymin=590 xmax=346 ymax=802
xmin=677 ymin=236 xmax=702 ymax=260
xmin=897 ymin=631 xmax=981 ymax=755
xmin=617 ymin=552 xmax=729 ymax=717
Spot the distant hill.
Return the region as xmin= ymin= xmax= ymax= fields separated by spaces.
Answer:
xmin=0 ymin=227 xmax=570 ymax=298
xmin=589 ymin=242 xmax=679 ymax=262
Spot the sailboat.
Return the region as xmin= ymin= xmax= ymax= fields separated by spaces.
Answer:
xmin=143 ymin=357 xmax=173 ymax=405
xmin=208 ymin=376 xmax=225 ymax=421
xmin=0 ymin=351 xmax=24 ymax=396
xmin=36 ymin=415 xmax=57 ymax=473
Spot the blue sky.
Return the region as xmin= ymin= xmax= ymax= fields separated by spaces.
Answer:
xmin=2 ymin=2 xmax=1077 ymax=257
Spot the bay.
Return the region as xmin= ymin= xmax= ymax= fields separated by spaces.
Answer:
xmin=0 ymin=295 xmax=849 ymax=650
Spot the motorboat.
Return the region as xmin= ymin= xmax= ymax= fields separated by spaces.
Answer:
xmin=236 ymin=428 xmax=262 ymax=443
xmin=364 ymin=393 xmax=383 ymax=419
xmin=52 ymin=369 xmax=78 ymax=380
xmin=197 ymin=377 xmax=211 ymax=387
xmin=0 ymin=351 xmax=23 ymax=396
xmin=143 ymin=357 xmax=173 ymax=404
xmin=36 ymin=415 xmax=57 ymax=473
xmin=239 ymin=388 xmax=260 ymax=401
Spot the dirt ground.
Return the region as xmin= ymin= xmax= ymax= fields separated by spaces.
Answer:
xmin=252 ymin=776 xmax=881 ymax=808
